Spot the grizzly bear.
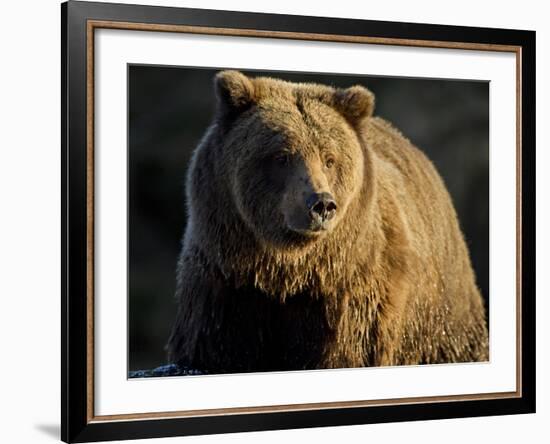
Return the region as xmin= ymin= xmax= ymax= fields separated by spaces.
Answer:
xmin=166 ymin=70 xmax=489 ymax=373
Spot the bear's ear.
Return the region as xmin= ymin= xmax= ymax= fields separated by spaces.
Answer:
xmin=332 ymin=85 xmax=375 ymax=125
xmin=214 ymin=70 xmax=256 ymax=115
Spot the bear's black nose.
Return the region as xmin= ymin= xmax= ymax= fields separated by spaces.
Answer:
xmin=307 ymin=192 xmax=337 ymax=222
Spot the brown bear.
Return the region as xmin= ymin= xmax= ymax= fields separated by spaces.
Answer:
xmin=166 ymin=70 xmax=489 ymax=373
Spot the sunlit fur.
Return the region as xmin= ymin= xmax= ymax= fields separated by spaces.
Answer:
xmin=166 ymin=71 xmax=489 ymax=373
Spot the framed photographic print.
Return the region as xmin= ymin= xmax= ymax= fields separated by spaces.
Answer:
xmin=61 ymin=1 xmax=536 ymax=442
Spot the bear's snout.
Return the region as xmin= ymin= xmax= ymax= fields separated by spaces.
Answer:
xmin=306 ymin=192 xmax=337 ymax=228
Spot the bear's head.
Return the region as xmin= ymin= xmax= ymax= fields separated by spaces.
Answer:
xmin=212 ymin=70 xmax=374 ymax=250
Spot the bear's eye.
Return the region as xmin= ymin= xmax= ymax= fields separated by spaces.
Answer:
xmin=325 ymin=157 xmax=335 ymax=169
xmin=274 ymin=153 xmax=291 ymax=166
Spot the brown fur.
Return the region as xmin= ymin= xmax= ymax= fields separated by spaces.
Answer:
xmin=167 ymin=71 xmax=489 ymax=373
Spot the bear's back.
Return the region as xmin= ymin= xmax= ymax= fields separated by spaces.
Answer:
xmin=363 ymin=117 xmax=466 ymax=264
xmin=362 ymin=117 xmax=487 ymax=364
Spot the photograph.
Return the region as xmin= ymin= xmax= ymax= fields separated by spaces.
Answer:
xmin=1 ymin=0 xmax=545 ymax=440
xmin=57 ymin=1 xmax=536 ymax=442
xmin=128 ymin=66 xmax=490 ymax=377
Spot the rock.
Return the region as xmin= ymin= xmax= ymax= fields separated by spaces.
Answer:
xmin=128 ymin=364 xmax=204 ymax=378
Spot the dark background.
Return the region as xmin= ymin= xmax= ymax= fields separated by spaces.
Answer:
xmin=128 ymin=65 xmax=489 ymax=371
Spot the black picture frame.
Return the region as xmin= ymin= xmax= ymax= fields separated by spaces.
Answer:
xmin=61 ymin=1 xmax=536 ymax=442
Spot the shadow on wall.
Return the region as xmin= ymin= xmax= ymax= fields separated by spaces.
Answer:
xmin=128 ymin=66 xmax=489 ymax=370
